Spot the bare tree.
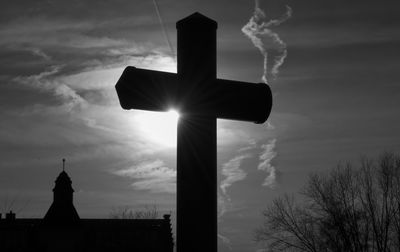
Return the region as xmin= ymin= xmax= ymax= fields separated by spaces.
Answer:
xmin=255 ymin=152 xmax=400 ymax=252
xmin=255 ymin=195 xmax=323 ymax=252
xmin=109 ymin=205 xmax=160 ymax=219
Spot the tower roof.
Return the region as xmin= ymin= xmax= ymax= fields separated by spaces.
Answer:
xmin=43 ymin=160 xmax=80 ymax=226
xmin=54 ymin=171 xmax=73 ymax=188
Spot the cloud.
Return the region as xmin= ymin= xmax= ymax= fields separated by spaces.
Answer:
xmin=242 ymin=1 xmax=292 ymax=83
xmin=0 ymin=18 xmax=131 ymax=49
xmin=218 ymin=120 xmax=262 ymax=148
xmin=218 ymin=193 xmax=230 ymax=220
xmin=13 ymin=65 xmax=87 ymax=112
xmin=0 ymin=16 xmax=171 ymax=79
xmin=113 ymin=160 xmax=176 ymax=193
xmin=219 ymin=140 xmax=256 ymax=221
xmin=218 ymin=137 xmax=278 ymax=220
xmin=26 ymin=47 xmax=51 ymax=61
xmin=218 ymin=233 xmax=233 ymax=251
xmin=220 ymin=139 xmax=257 ymax=195
xmin=258 ymin=139 xmax=277 ymax=188
xmin=220 ymin=154 xmax=252 ymax=195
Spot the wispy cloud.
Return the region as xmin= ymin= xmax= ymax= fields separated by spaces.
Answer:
xmin=258 ymin=139 xmax=277 ymax=188
xmin=113 ymin=160 xmax=176 ymax=193
xmin=242 ymin=1 xmax=292 ymax=83
xmin=26 ymin=47 xmax=51 ymax=61
xmin=218 ymin=233 xmax=233 ymax=251
xmin=220 ymin=139 xmax=257 ymax=194
xmin=220 ymin=154 xmax=252 ymax=195
xmin=0 ymin=15 xmax=174 ymax=80
xmin=0 ymin=18 xmax=139 ymax=49
xmin=13 ymin=65 xmax=87 ymax=112
xmin=219 ymin=140 xmax=256 ymax=220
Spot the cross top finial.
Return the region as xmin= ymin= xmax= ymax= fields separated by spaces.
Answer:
xmin=62 ymin=158 xmax=66 ymax=172
xmin=176 ymin=12 xmax=217 ymax=30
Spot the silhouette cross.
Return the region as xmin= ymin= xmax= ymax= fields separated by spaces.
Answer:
xmin=115 ymin=12 xmax=272 ymax=252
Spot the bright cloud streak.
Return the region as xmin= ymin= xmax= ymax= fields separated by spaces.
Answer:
xmin=242 ymin=1 xmax=292 ymax=84
xmin=113 ymin=159 xmax=176 ymax=193
xmin=219 ymin=140 xmax=256 ymax=220
xmin=220 ymin=154 xmax=252 ymax=195
xmin=258 ymin=139 xmax=277 ymax=188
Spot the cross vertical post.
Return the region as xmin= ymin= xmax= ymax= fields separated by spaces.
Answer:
xmin=176 ymin=14 xmax=217 ymax=252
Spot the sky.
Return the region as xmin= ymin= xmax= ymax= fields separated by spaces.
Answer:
xmin=1 ymin=0 xmax=400 ymax=251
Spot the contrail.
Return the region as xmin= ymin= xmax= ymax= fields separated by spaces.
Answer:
xmin=242 ymin=0 xmax=292 ymax=84
xmin=152 ymin=0 xmax=176 ymax=62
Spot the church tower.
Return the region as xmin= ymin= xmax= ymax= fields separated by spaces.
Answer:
xmin=43 ymin=159 xmax=80 ymax=226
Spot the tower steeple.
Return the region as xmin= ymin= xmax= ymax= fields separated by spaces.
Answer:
xmin=43 ymin=159 xmax=80 ymax=226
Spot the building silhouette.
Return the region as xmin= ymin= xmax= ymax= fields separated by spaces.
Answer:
xmin=0 ymin=167 xmax=173 ymax=252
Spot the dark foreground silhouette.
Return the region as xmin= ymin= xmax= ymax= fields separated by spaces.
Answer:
xmin=0 ymin=168 xmax=173 ymax=252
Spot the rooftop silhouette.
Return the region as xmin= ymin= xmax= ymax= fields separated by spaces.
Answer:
xmin=0 ymin=159 xmax=173 ymax=252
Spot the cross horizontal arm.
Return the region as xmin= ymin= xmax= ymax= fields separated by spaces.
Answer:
xmin=212 ymin=79 xmax=272 ymax=124
xmin=115 ymin=66 xmax=272 ymax=124
xmin=115 ymin=66 xmax=178 ymax=112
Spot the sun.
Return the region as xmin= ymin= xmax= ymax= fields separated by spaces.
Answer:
xmin=134 ymin=109 xmax=180 ymax=147
xmin=166 ymin=109 xmax=180 ymax=121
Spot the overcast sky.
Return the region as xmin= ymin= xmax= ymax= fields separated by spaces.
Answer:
xmin=1 ymin=0 xmax=400 ymax=251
